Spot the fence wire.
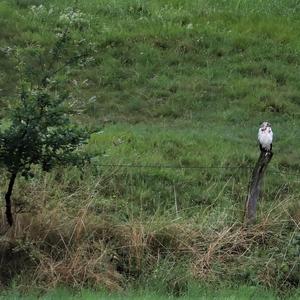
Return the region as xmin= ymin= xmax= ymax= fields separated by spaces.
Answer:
xmin=95 ymin=163 xmax=300 ymax=178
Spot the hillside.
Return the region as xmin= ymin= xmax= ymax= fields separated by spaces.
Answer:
xmin=0 ymin=0 xmax=299 ymax=296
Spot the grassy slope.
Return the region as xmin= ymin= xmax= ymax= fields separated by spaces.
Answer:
xmin=0 ymin=0 xmax=300 ymax=295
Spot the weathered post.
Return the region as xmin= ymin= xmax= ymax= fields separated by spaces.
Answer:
xmin=245 ymin=122 xmax=273 ymax=225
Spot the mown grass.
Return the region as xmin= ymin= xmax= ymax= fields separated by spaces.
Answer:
xmin=0 ymin=0 xmax=300 ymax=296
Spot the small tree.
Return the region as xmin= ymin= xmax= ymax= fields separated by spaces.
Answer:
xmin=0 ymin=6 xmax=94 ymax=225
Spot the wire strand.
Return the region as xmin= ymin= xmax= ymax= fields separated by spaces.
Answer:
xmin=97 ymin=163 xmax=250 ymax=169
xmin=95 ymin=163 xmax=300 ymax=178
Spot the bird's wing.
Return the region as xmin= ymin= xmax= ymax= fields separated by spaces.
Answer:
xmin=257 ymin=129 xmax=261 ymax=140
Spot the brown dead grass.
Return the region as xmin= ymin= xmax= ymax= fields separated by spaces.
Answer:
xmin=0 ymin=200 xmax=299 ymax=291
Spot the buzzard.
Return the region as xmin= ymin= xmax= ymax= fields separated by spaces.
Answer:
xmin=258 ymin=122 xmax=273 ymax=152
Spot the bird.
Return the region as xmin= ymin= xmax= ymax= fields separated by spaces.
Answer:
xmin=258 ymin=122 xmax=273 ymax=152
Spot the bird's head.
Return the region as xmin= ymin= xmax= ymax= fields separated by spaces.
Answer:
xmin=260 ymin=122 xmax=271 ymax=131
xmin=260 ymin=121 xmax=271 ymax=131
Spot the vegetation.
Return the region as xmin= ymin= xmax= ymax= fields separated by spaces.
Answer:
xmin=0 ymin=0 xmax=299 ymax=297
xmin=0 ymin=21 xmax=92 ymax=225
xmin=1 ymin=286 xmax=300 ymax=300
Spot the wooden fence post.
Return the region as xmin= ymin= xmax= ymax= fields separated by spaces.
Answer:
xmin=244 ymin=150 xmax=273 ymax=225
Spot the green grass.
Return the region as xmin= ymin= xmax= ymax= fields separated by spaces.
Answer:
xmin=0 ymin=0 xmax=300 ymax=295
xmin=2 ymin=286 xmax=300 ymax=300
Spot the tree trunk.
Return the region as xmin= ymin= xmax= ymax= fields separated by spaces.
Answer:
xmin=5 ymin=172 xmax=17 ymax=226
xmin=244 ymin=150 xmax=273 ymax=225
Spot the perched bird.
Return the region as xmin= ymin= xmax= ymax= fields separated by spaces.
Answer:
xmin=258 ymin=122 xmax=273 ymax=152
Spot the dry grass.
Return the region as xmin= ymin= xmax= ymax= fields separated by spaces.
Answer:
xmin=0 ymin=198 xmax=298 ymax=292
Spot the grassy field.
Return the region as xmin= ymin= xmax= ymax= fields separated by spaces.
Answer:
xmin=2 ymin=286 xmax=300 ymax=300
xmin=0 ymin=0 xmax=300 ymax=297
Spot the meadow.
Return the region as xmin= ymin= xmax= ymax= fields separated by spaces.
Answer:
xmin=0 ymin=0 xmax=299 ymax=298
xmin=2 ymin=286 xmax=300 ymax=300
